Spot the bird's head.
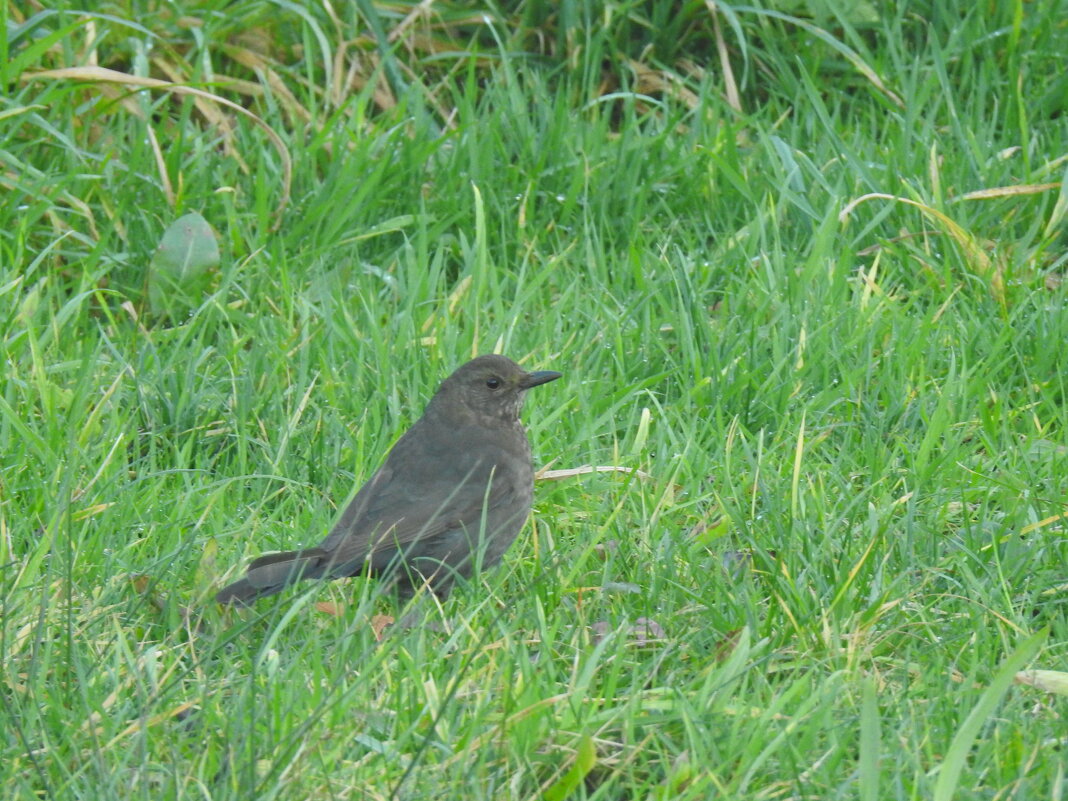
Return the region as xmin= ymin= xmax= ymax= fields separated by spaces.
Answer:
xmin=429 ymin=354 xmax=561 ymax=426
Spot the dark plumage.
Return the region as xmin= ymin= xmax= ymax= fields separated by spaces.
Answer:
xmin=215 ymin=354 xmax=560 ymax=605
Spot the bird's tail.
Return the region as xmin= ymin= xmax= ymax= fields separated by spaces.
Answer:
xmin=215 ymin=548 xmax=331 ymax=605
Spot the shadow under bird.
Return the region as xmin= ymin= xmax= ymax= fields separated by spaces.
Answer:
xmin=215 ymin=354 xmax=561 ymax=605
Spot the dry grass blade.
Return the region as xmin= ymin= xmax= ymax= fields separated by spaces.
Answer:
xmin=221 ymin=44 xmax=315 ymax=123
xmin=144 ymin=124 xmax=173 ymax=207
xmin=22 ymin=66 xmax=293 ymax=228
xmin=628 ymin=61 xmax=700 ymax=109
xmin=706 ymin=0 xmax=741 ymax=113
xmin=952 ymin=183 xmax=1061 ymax=201
xmin=536 ymin=465 xmax=652 ymax=481
xmin=840 ymin=192 xmax=1001 ymax=303
xmin=744 ymin=8 xmax=904 ymax=109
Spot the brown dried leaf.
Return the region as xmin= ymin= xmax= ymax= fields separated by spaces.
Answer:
xmin=370 ymin=614 xmax=395 ymax=641
xmin=592 ymin=539 xmax=620 ymax=560
xmin=130 ymin=574 xmax=151 ymax=594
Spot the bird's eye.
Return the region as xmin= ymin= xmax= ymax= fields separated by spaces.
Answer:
xmin=485 ymin=377 xmax=502 ymax=390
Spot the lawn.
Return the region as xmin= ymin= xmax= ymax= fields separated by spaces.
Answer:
xmin=2 ymin=1 xmax=1066 ymax=799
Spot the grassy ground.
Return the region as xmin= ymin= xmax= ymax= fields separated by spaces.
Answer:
xmin=3 ymin=1 xmax=1067 ymax=798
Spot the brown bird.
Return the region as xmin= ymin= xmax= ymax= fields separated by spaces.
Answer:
xmin=215 ymin=354 xmax=561 ymax=604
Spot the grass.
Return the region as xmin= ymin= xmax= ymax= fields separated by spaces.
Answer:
xmin=2 ymin=0 xmax=1067 ymax=798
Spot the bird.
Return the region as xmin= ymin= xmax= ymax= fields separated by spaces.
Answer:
xmin=215 ymin=354 xmax=561 ymax=605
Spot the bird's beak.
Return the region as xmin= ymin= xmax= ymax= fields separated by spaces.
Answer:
xmin=520 ymin=370 xmax=562 ymax=389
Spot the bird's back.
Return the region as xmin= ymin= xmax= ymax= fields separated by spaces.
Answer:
xmin=313 ymin=409 xmax=534 ymax=592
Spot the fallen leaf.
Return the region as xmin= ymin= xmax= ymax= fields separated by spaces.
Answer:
xmin=630 ymin=617 xmax=666 ymax=646
xmin=148 ymin=212 xmax=221 ymax=314
xmin=130 ymin=574 xmax=151 ymax=594
xmin=589 ymin=617 xmax=667 ymax=647
xmin=1014 ymin=669 xmax=1068 ymax=696
xmin=589 ymin=621 xmax=612 ymax=644
xmin=592 ymin=539 xmax=620 ymax=560
xmin=152 ymin=212 xmax=220 ymax=280
xmin=370 ymin=614 xmax=395 ymax=640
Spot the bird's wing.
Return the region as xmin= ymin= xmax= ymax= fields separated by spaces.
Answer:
xmin=315 ymin=426 xmax=520 ymax=570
